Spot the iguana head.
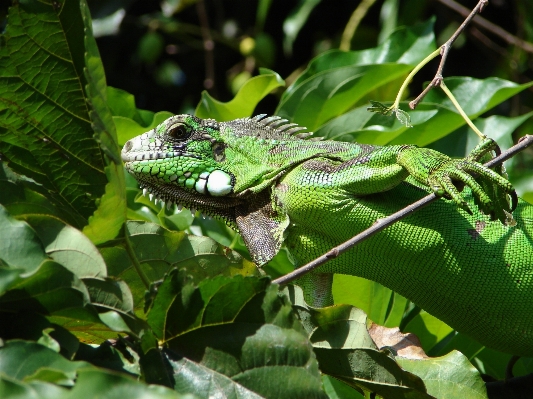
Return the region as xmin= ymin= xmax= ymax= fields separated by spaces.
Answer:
xmin=121 ymin=114 xmax=318 ymax=264
xmin=121 ymin=113 xmax=317 ymax=211
xmin=122 ymin=114 xmax=241 ymax=221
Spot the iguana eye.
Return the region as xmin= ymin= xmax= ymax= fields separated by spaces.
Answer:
xmin=167 ymin=123 xmax=191 ymax=141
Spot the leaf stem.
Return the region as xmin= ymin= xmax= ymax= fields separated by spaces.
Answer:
xmin=439 ymin=81 xmax=486 ymax=139
xmin=391 ymin=48 xmax=440 ymax=109
xmin=124 ymin=230 xmax=151 ymax=289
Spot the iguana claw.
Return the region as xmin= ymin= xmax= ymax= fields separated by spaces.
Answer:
xmin=398 ymin=141 xmax=515 ymax=224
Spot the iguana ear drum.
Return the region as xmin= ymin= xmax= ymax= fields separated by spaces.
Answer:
xmin=212 ymin=142 xmax=226 ymax=162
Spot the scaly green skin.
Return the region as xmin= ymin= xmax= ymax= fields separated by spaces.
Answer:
xmin=122 ymin=114 xmax=533 ymax=356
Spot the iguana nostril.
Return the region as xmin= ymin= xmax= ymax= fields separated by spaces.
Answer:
xmin=123 ymin=140 xmax=133 ymax=152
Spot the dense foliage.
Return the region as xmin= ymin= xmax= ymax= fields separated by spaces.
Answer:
xmin=0 ymin=1 xmax=532 ymax=398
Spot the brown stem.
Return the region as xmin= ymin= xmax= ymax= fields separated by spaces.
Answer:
xmin=196 ymin=0 xmax=216 ymax=93
xmin=435 ymin=0 xmax=533 ymax=54
xmin=272 ymin=135 xmax=533 ymax=286
xmin=409 ymin=0 xmax=488 ymax=109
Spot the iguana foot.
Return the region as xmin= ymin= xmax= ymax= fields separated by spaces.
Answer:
xmin=397 ymin=142 xmax=515 ymax=224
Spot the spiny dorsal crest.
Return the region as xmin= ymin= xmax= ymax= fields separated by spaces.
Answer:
xmin=223 ymin=114 xmax=322 ymax=141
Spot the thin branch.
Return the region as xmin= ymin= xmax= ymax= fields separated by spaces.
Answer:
xmin=409 ymin=0 xmax=488 ymax=109
xmin=340 ymin=0 xmax=379 ymax=51
xmin=196 ymin=0 xmax=216 ymax=92
xmin=272 ymin=134 xmax=533 ymax=286
xmin=435 ymin=0 xmax=533 ymax=54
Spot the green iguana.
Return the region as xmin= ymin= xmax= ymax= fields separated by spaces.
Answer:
xmin=121 ymin=114 xmax=533 ymax=356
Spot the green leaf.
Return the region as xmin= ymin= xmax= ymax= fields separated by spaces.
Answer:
xmin=427 ymin=112 xmax=533 ymax=163
xmin=0 ymin=260 xmax=93 ymax=318
xmin=277 ymin=63 xmax=413 ymax=132
xmin=107 ymin=86 xmax=174 ymax=145
xmin=367 ymin=100 xmax=393 ymax=116
xmin=0 ymin=1 xmax=107 ymax=228
xmin=22 ymin=215 xmax=107 ymax=279
xmin=315 ymin=78 xmax=533 ymax=146
xmin=403 ymin=311 xmax=454 ymax=353
xmin=283 ymin=0 xmax=322 ymax=55
xmin=322 ymin=375 xmax=365 ymax=399
xmin=394 ymin=108 xmax=412 ymax=127
xmin=83 ymin=277 xmax=146 ymax=335
xmin=164 ymin=356 xmax=264 ymax=399
xmin=284 ymin=19 xmax=436 ymax=94
xmin=0 ymin=376 xmax=66 ymax=399
xmin=287 ymin=286 xmax=429 ymax=399
xmin=333 ymin=275 xmax=394 ymax=325
xmin=0 ymin=313 xmax=79 ymax=360
xmin=314 ymin=104 xmax=436 ymax=144
xmin=101 ymin=221 xmax=258 ymax=311
xmin=148 ymin=270 xmax=327 ymax=399
xmin=69 ymin=368 xmax=190 ymax=399
xmin=195 ymin=69 xmax=285 ymax=121
xmin=0 ymin=206 xmax=47 ymax=274
xmin=277 ymin=20 xmax=437 ymax=130
xmin=0 ymin=342 xmax=189 ymax=399
xmin=398 ymin=351 xmax=488 ymax=399
xmin=37 ymin=329 xmax=61 ymax=354
xmin=80 ymin=0 xmax=127 ymax=245
xmin=0 ymin=165 xmax=77 ymax=225
xmin=0 ymin=341 xmax=91 ymax=384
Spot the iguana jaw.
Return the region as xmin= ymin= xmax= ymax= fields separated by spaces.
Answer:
xmin=130 ymin=174 xmax=243 ymax=222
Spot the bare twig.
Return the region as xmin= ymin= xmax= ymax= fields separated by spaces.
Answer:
xmin=436 ymin=0 xmax=533 ymax=54
xmin=272 ymin=135 xmax=533 ymax=286
xmin=196 ymin=0 xmax=216 ymax=92
xmin=340 ymin=0 xmax=379 ymax=51
xmin=409 ymin=0 xmax=488 ymax=110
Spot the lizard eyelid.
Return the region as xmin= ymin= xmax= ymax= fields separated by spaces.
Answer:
xmin=168 ymin=123 xmax=191 ymax=141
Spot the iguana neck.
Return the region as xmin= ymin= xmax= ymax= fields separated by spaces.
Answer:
xmin=220 ymin=119 xmax=376 ymax=195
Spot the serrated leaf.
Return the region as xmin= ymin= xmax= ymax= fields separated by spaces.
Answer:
xmin=100 ymin=221 xmax=258 ymax=312
xmin=367 ymin=101 xmax=393 ymax=116
xmin=398 ymin=351 xmax=488 ymax=399
xmin=147 ymin=271 xmax=327 ymax=399
xmin=0 ymin=1 xmax=107 ymax=228
xmin=0 ymin=206 xmax=47 ymax=274
xmin=286 ymin=285 xmax=430 ymax=399
xmin=22 ymin=215 xmax=107 ymax=279
xmin=395 ymin=108 xmax=412 ymax=127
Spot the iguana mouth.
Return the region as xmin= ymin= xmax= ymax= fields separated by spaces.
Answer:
xmin=134 ymin=177 xmax=242 ymax=222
